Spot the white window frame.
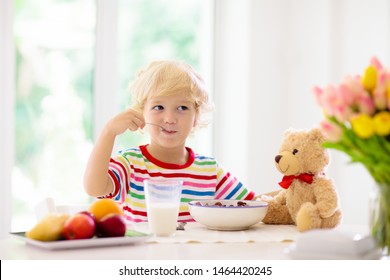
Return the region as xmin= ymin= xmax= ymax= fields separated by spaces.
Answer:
xmin=94 ymin=0 xmax=120 ymax=141
xmin=0 ymin=0 xmax=15 ymax=238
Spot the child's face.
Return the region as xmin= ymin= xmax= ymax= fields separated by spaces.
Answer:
xmin=143 ymin=92 xmax=198 ymax=149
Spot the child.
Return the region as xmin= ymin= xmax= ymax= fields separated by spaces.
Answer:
xmin=83 ymin=60 xmax=256 ymax=223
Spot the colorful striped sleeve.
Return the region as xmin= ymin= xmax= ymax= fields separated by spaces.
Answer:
xmin=214 ymin=163 xmax=256 ymax=200
xmin=103 ymin=154 xmax=131 ymax=204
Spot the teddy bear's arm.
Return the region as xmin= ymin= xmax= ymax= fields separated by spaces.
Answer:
xmin=255 ymin=190 xmax=281 ymax=200
xmin=261 ymin=189 xmax=286 ymax=204
xmin=313 ymin=178 xmax=339 ymax=218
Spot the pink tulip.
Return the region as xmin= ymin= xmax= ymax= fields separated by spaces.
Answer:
xmin=320 ymin=120 xmax=343 ymax=142
xmin=313 ymin=86 xmax=324 ymax=106
xmin=333 ymin=104 xmax=353 ymax=122
xmin=343 ymin=75 xmax=368 ymax=99
xmin=338 ymin=83 xmax=356 ymax=106
xmin=370 ymin=56 xmax=383 ymax=70
xmin=315 ymin=85 xmax=337 ymax=116
xmin=356 ymin=92 xmax=376 ymax=115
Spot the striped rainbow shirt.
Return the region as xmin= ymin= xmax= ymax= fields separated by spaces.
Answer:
xmin=103 ymin=144 xmax=255 ymax=223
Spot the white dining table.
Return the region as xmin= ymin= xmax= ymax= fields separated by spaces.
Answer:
xmin=0 ymin=222 xmax=378 ymax=260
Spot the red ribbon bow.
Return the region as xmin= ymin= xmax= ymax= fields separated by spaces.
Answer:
xmin=278 ymin=173 xmax=314 ymax=189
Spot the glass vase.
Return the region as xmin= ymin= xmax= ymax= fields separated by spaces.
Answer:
xmin=370 ymin=182 xmax=390 ymax=256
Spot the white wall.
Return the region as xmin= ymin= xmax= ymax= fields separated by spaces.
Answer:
xmin=213 ymin=0 xmax=390 ymax=226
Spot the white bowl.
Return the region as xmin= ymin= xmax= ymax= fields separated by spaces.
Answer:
xmin=188 ymin=199 xmax=268 ymax=231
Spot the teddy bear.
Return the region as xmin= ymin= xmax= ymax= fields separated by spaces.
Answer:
xmin=261 ymin=127 xmax=342 ymax=232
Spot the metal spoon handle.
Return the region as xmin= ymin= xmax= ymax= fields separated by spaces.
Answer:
xmin=145 ymin=122 xmax=166 ymax=131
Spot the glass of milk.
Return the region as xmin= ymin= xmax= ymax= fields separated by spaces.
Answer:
xmin=144 ymin=179 xmax=183 ymax=237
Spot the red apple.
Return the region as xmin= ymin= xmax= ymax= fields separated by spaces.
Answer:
xmin=63 ymin=213 xmax=96 ymax=240
xmin=79 ymin=211 xmax=97 ymax=224
xmin=96 ymin=213 xmax=126 ymax=237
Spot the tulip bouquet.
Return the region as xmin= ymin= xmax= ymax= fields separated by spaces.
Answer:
xmin=313 ymin=57 xmax=390 ymax=253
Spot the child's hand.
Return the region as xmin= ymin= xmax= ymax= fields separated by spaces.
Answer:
xmin=105 ymin=108 xmax=145 ymax=136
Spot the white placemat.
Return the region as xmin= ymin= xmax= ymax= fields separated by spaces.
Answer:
xmin=131 ymin=222 xmax=299 ymax=244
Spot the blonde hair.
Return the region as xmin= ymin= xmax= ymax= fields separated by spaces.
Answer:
xmin=129 ymin=60 xmax=212 ymax=127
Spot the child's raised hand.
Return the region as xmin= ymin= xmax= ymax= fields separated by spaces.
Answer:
xmin=105 ymin=108 xmax=145 ymax=136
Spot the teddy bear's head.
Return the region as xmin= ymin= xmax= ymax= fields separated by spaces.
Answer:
xmin=275 ymin=128 xmax=329 ymax=176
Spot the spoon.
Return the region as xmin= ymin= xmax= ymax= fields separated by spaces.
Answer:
xmin=176 ymin=222 xmax=187 ymax=231
xmin=145 ymin=122 xmax=170 ymax=132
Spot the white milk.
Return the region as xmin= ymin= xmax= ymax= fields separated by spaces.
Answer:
xmin=147 ymin=202 xmax=179 ymax=236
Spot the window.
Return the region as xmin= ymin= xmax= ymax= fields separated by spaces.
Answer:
xmin=10 ymin=0 xmax=213 ymax=231
xmin=13 ymin=0 xmax=96 ymax=231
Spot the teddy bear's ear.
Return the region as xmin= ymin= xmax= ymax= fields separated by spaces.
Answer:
xmin=309 ymin=127 xmax=326 ymax=144
xmin=283 ymin=127 xmax=298 ymax=138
